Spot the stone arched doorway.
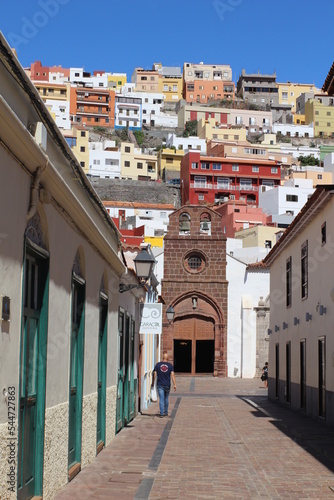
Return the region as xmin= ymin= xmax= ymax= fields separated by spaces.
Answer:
xmin=173 ymin=315 xmax=215 ymax=374
xmin=164 ymin=290 xmax=226 ymax=376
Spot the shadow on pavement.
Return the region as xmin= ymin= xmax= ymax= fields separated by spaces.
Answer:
xmin=240 ymin=395 xmax=334 ymax=474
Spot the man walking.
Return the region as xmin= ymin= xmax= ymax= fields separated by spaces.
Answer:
xmin=152 ymin=352 xmax=176 ymax=417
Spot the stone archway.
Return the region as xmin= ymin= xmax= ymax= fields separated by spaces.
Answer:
xmin=165 ymin=290 xmax=226 ymax=376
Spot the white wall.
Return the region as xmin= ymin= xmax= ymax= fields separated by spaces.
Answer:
xmin=273 ymin=123 xmax=314 ymax=138
xmin=45 ymin=99 xmax=71 ymax=129
xmin=166 ymin=133 xmax=206 ymax=152
xmin=88 ymin=142 xmax=121 ymax=178
xmin=259 ymin=184 xmax=314 ymax=216
xmin=279 ymin=144 xmax=320 ymax=160
xmin=155 ymin=114 xmax=178 ymax=128
xmin=268 ymin=196 xmax=334 ymax=419
xmin=70 ymin=68 xmax=109 ymax=88
xmin=226 ymin=239 xmax=270 ymax=378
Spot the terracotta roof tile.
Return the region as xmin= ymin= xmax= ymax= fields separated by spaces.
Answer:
xmin=103 ymin=201 xmax=175 ymax=210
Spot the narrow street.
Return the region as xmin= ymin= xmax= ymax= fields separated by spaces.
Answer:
xmin=54 ymin=377 xmax=334 ymax=499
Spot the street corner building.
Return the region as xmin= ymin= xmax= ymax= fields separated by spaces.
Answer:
xmin=162 ymin=205 xmax=228 ymax=376
xmin=0 ymin=34 xmax=126 ymax=499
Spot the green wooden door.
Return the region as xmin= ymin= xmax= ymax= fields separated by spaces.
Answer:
xmin=68 ymin=275 xmax=85 ymax=470
xmin=129 ymin=319 xmax=135 ymax=421
xmin=123 ymin=315 xmax=130 ymax=424
xmin=18 ymin=247 xmax=49 ymax=500
xmin=97 ymin=296 xmax=107 ymax=450
xmin=116 ymin=310 xmax=124 ymax=432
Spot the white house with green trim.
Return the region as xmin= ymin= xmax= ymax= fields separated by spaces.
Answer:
xmin=0 ymin=33 xmax=138 ymax=499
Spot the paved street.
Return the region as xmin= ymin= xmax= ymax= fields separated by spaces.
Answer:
xmin=55 ymin=377 xmax=334 ymax=499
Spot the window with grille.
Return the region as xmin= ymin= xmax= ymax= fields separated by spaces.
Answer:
xmin=188 ymin=256 xmax=202 ymax=269
xmin=301 ymin=241 xmax=308 ymax=299
xmin=286 ymin=257 xmax=292 ymax=307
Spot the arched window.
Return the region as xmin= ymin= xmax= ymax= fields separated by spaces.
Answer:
xmin=200 ymin=212 xmax=211 ymax=234
xmin=179 ymin=212 xmax=191 ymax=234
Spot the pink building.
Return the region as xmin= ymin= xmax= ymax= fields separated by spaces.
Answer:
xmin=214 ymin=200 xmax=273 ymax=238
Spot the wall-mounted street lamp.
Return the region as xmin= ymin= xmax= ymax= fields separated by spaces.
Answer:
xmin=316 ymin=302 xmax=327 ymax=315
xmin=119 ymin=248 xmax=155 ymax=293
xmin=166 ymin=306 xmax=175 ymax=323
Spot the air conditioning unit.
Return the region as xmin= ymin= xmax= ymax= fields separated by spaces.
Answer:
xmin=35 ymin=122 xmax=47 ymax=151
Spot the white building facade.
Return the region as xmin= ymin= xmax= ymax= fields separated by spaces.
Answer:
xmin=226 ymin=239 xmax=270 ymax=378
xmin=45 ymin=99 xmax=71 ymax=129
xmin=264 ymin=186 xmax=334 ymax=424
xmin=88 ymin=140 xmax=121 ymax=178
xmin=272 ymin=122 xmax=314 ymax=138
xmin=70 ymin=68 xmax=109 ymax=88
xmin=166 ymin=133 xmax=206 ymax=153
xmin=259 ymin=179 xmax=315 ymax=218
xmin=0 ymin=34 xmax=127 ymax=499
xmin=103 ymin=201 xmax=175 ymax=238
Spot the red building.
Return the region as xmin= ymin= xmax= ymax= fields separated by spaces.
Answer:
xmin=112 ymin=218 xmax=145 ymax=250
xmin=30 ymin=60 xmax=50 ymax=81
xmin=180 ymin=148 xmax=281 ymax=206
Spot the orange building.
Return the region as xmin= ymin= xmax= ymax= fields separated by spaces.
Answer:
xmin=183 ymin=62 xmax=235 ymax=104
xmin=70 ymin=86 xmax=115 ymax=128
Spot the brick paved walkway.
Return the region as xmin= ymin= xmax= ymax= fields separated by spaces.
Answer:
xmin=54 ymin=377 xmax=334 ymax=499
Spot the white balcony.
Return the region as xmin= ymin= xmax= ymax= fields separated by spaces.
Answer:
xmin=190 ymin=182 xmax=213 ymax=189
xmin=237 ymin=185 xmax=259 ymax=192
xmin=214 ymin=184 xmax=236 ymax=191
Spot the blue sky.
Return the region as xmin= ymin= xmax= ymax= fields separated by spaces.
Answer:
xmin=1 ymin=0 xmax=333 ymax=88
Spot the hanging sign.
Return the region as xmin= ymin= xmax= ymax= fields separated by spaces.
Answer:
xmin=139 ymin=303 xmax=162 ymax=334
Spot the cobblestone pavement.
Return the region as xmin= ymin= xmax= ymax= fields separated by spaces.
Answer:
xmin=54 ymin=377 xmax=334 ymax=499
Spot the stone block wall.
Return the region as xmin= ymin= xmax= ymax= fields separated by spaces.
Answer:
xmin=162 ymin=206 xmax=228 ymax=375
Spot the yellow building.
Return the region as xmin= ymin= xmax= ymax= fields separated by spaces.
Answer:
xmin=34 ymin=81 xmax=70 ymax=102
xmin=293 ymin=114 xmax=306 ymax=125
xmin=278 ymin=82 xmax=320 ymax=113
xmin=108 ymin=73 xmax=127 ymax=92
xmin=197 ymin=117 xmax=247 ymax=142
xmin=62 ymin=126 xmax=90 ymax=173
xmin=305 ymin=98 xmax=334 ymax=137
xmin=153 ymin=62 xmax=183 ymax=102
xmin=158 ymin=147 xmax=184 ymax=181
xmin=289 ymin=167 xmax=332 ymax=186
xmin=144 ymin=235 xmax=164 ymax=248
xmin=159 ymin=75 xmax=183 ymax=102
xmin=120 ymin=142 xmax=158 ymax=180
xmin=235 ymin=225 xmax=283 ymax=249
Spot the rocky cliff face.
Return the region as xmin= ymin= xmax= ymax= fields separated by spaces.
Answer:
xmin=90 ymin=178 xmax=181 ymax=208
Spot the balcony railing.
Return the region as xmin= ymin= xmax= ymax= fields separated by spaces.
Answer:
xmin=77 ymin=99 xmax=109 ymax=105
xmin=237 ymin=185 xmax=259 ymax=191
xmin=190 ymin=183 xmax=259 ymax=192
xmin=190 ymin=182 xmax=213 ymax=189
xmin=215 ymin=184 xmax=236 ymax=191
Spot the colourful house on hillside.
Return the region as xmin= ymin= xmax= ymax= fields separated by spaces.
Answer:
xmin=180 ymin=145 xmax=281 ymax=206
xmin=305 ymin=95 xmax=334 ymax=138
xmin=277 ymin=82 xmax=321 ymax=113
xmin=214 ymin=200 xmax=274 ymax=238
xmin=70 ymin=85 xmax=115 ymax=128
xmin=183 ymin=62 xmax=235 ymax=104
